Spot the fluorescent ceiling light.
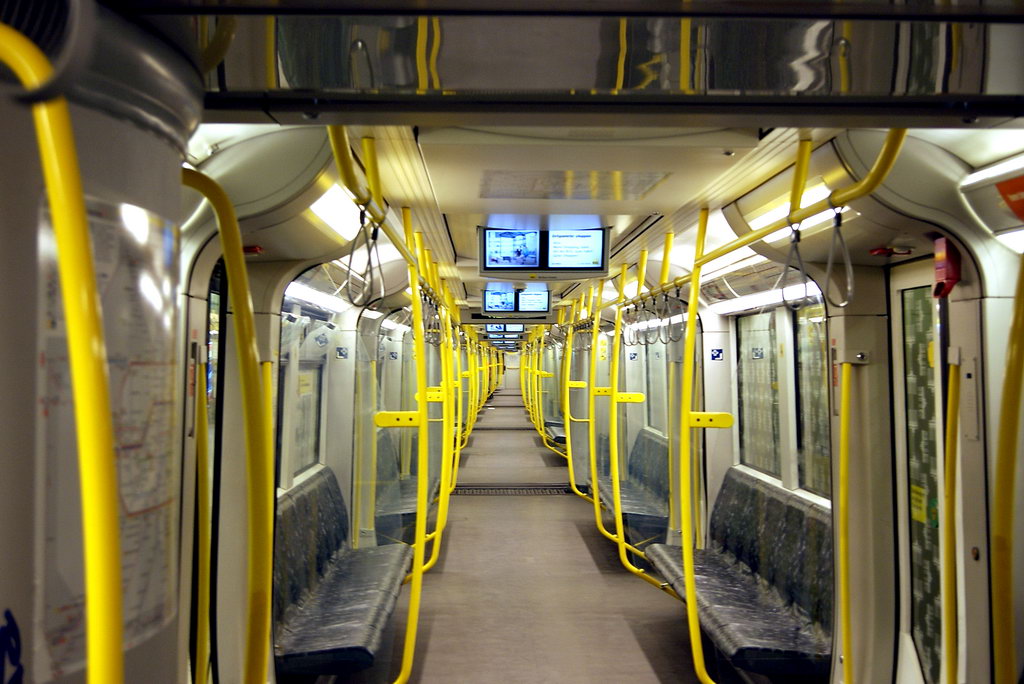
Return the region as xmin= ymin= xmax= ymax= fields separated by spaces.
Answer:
xmin=361 ymin=309 xmax=384 ymax=319
xmin=764 ymin=206 xmax=852 ymax=244
xmin=996 ymin=228 xmax=1024 ymax=254
xmin=748 ymin=183 xmax=833 ymax=232
xmin=310 ymin=184 xmax=361 ymax=241
xmin=285 ymin=281 xmax=352 ymax=313
xmin=708 ymin=281 xmax=822 ymax=316
xmin=335 ymin=243 xmax=404 ymax=272
xmin=381 ymin=318 xmax=411 ymax=333
xmin=961 ymin=153 xmax=1024 ymax=190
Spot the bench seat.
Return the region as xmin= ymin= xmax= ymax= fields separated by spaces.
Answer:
xmin=646 ymin=466 xmax=833 ymax=680
xmin=645 ymin=545 xmax=830 ymax=676
xmin=274 ymin=467 xmax=412 ymax=676
xmin=591 ymin=430 xmax=670 ymax=545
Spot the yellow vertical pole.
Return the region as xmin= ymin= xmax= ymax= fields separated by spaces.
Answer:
xmin=660 ymin=233 xmax=674 ymax=286
xmin=943 ymin=363 xmax=961 ymax=684
xmin=182 ymin=169 xmax=272 ymax=684
xmin=838 ymin=362 xmax=854 ymax=684
xmin=0 ymin=26 xmax=124 ymax=684
xmin=678 ymin=207 xmax=717 ymax=684
xmin=393 ymin=207 xmax=430 ymax=684
xmin=423 ymin=281 xmax=454 ymax=573
xmin=194 ymin=361 xmax=212 ymax=684
xmin=992 ymin=251 xmax=1024 ymax=684
xmin=636 ymin=249 xmax=649 ymax=297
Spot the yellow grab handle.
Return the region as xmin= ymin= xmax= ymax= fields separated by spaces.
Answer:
xmin=195 ymin=362 xmax=212 ymax=684
xmin=182 ymin=169 xmax=273 ymax=684
xmin=0 ymin=23 xmax=124 ymax=684
xmin=943 ymin=363 xmax=961 ymax=684
xmin=838 ymin=362 xmax=854 ymax=684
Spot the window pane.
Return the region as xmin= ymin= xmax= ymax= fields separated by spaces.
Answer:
xmin=795 ymin=301 xmax=832 ymax=497
xmin=645 ymin=343 xmax=668 ymax=434
xmin=737 ymin=312 xmax=780 ymax=475
xmin=902 ymin=286 xmax=941 ymax=684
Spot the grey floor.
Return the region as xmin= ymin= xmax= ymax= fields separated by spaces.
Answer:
xmin=371 ymin=389 xmax=706 ymax=684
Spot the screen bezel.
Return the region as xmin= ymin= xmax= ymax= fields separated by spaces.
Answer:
xmin=516 ymin=289 xmax=551 ymax=313
xmin=478 ymin=226 xmax=610 ymax=276
xmin=482 ymin=289 xmax=516 ymax=313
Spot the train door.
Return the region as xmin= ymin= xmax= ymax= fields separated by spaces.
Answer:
xmin=890 ymin=259 xmax=947 ymax=684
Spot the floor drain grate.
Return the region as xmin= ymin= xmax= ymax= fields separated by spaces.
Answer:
xmin=453 ymin=484 xmax=571 ymax=496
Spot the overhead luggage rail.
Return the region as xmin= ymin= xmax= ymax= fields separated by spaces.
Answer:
xmin=182 ymin=168 xmax=275 ymax=684
xmin=0 ymin=22 xmax=124 ymax=684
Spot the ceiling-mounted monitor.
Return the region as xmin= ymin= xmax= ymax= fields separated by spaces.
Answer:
xmin=505 ymin=324 xmax=525 ymax=332
xmin=517 ymin=290 xmax=550 ymax=313
xmin=483 ymin=289 xmax=516 ymax=313
xmin=478 ymin=225 xmax=609 ymax=280
xmin=485 ymin=323 xmax=505 ymax=332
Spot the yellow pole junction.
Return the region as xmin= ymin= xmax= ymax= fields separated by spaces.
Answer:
xmin=182 ymin=169 xmax=274 ymax=684
xmin=0 ymin=24 xmax=124 ymax=684
xmin=992 ymin=249 xmax=1024 ymax=684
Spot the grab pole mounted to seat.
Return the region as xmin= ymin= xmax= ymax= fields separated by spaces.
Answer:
xmin=0 ymin=23 xmax=124 ymax=684
xmin=182 ymin=169 xmax=275 ymax=684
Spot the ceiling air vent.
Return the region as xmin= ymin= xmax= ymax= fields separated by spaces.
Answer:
xmin=479 ymin=169 xmax=668 ymax=201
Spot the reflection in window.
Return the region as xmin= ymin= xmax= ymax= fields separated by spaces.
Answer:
xmin=645 ymin=343 xmax=668 ymax=435
xmin=737 ymin=312 xmax=781 ymax=476
xmin=278 ymin=311 xmax=328 ymax=477
xmin=795 ymin=301 xmax=832 ymax=497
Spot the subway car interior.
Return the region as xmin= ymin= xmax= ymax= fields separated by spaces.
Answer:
xmin=3 ymin=2 xmax=1024 ymax=683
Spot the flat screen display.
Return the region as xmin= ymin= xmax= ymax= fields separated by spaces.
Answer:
xmin=548 ymin=229 xmax=605 ymax=268
xmin=502 ymin=334 xmax=520 ymax=339
xmin=505 ymin=324 xmax=525 ymax=332
xmin=483 ymin=290 xmax=515 ymax=312
xmin=483 ymin=229 xmax=540 ymax=268
xmin=485 ymin=324 xmax=505 ymax=332
xmin=487 ymin=334 xmax=505 ymax=340
xmin=517 ymin=290 xmax=550 ymax=312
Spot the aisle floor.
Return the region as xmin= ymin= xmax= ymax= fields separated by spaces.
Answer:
xmin=374 ymin=389 xmax=710 ymax=684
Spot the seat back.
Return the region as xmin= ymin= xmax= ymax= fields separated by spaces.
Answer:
xmin=273 ymin=467 xmax=350 ymax=623
xmin=709 ymin=467 xmax=833 ymax=631
xmin=627 ymin=429 xmax=670 ymax=503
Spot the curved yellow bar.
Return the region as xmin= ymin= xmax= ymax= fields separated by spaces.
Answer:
xmin=327 ymin=126 xmax=372 ymax=205
xmin=199 ymin=16 xmax=238 ymax=74
xmin=788 ymin=137 xmax=813 ymax=223
xmin=943 ymin=364 xmax=961 ymax=684
xmin=182 ymin=168 xmax=273 ymax=684
xmin=0 ymin=24 xmax=124 ymax=684
xmin=992 ymin=250 xmax=1024 ymax=684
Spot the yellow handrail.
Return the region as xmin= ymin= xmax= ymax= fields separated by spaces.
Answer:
xmin=677 ymin=207 xmax=717 ymax=684
xmin=195 ymin=361 xmax=212 ymax=684
xmin=838 ymin=362 xmax=854 ymax=684
xmin=0 ymin=24 xmax=123 ymax=684
xmin=199 ymin=16 xmax=238 ymax=74
xmin=606 ymin=264 xmax=680 ymax=596
xmin=392 ymin=207 xmax=430 ymax=684
xmin=992 ymin=250 xmax=1024 ymax=684
xmin=182 ymin=168 xmax=273 ymax=684
xmin=943 ymin=362 xmax=961 ymax=684
xmin=789 ymin=136 xmax=813 ymax=223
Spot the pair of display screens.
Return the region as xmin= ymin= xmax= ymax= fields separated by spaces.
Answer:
xmin=487 ymin=334 xmax=521 ymax=339
xmin=485 ymin=323 xmax=524 ymax=332
xmin=480 ymin=227 xmax=608 ymax=273
xmin=483 ymin=289 xmax=550 ymax=313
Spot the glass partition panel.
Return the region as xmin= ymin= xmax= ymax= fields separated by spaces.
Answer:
xmin=737 ymin=311 xmax=781 ymax=476
xmin=795 ymin=299 xmax=832 ymax=497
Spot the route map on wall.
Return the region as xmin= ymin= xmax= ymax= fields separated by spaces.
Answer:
xmin=34 ymin=198 xmax=181 ymax=678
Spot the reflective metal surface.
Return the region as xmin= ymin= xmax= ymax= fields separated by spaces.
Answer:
xmin=208 ymin=15 xmax=996 ymax=96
